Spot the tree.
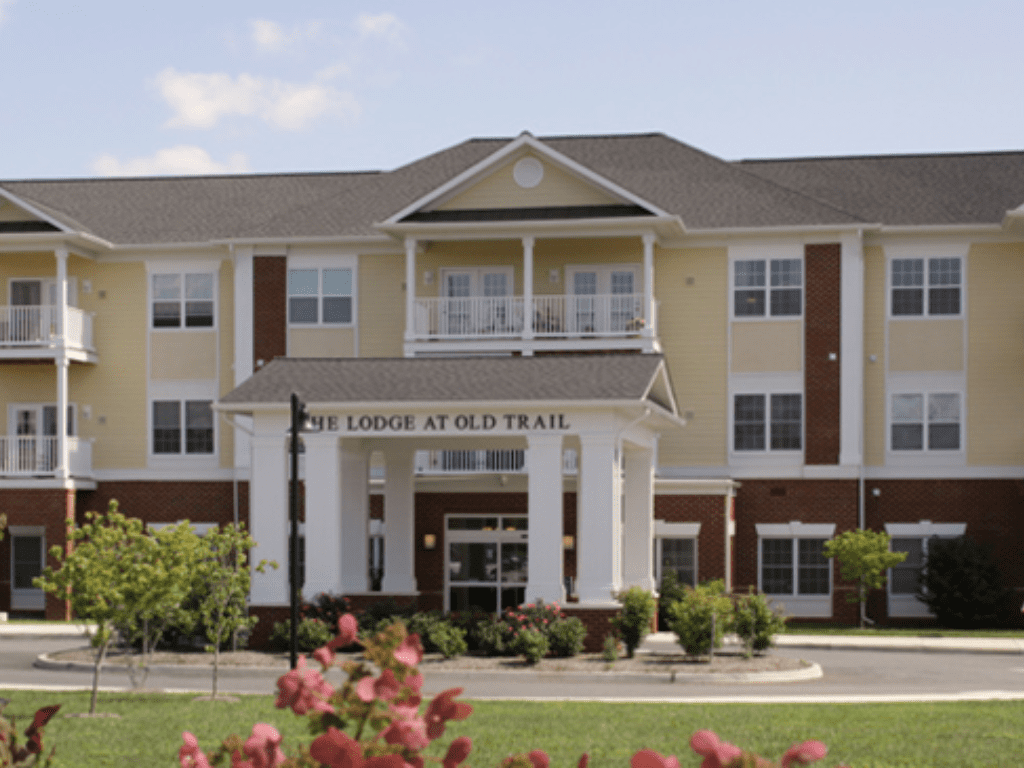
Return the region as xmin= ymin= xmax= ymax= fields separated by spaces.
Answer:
xmin=918 ymin=536 xmax=1009 ymax=627
xmin=195 ymin=522 xmax=276 ymax=700
xmin=823 ymin=529 xmax=906 ymax=629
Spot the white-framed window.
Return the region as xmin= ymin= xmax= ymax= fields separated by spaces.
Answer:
xmin=654 ymin=521 xmax=700 ymax=587
xmin=890 ymin=392 xmax=961 ymax=452
xmin=885 ymin=521 xmax=966 ymax=617
xmin=565 ymin=264 xmax=643 ymax=333
xmin=8 ymin=277 xmax=78 ymax=307
xmin=9 ymin=525 xmax=45 ymax=611
xmin=152 ymin=400 xmax=214 ymax=455
xmin=733 ymin=258 xmax=802 ymax=318
xmin=756 ymin=523 xmax=834 ymax=617
xmin=890 ymin=257 xmax=962 ymax=317
xmin=733 ymin=393 xmax=802 ymax=452
xmin=288 ymin=267 xmax=353 ymax=325
xmin=152 ymin=272 xmax=215 ymax=328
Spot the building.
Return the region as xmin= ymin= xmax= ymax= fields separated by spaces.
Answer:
xmin=1 ymin=132 xmax=1022 ymax=635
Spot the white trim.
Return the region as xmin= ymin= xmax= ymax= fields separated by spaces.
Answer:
xmin=885 ymin=250 xmax=966 ymax=321
xmin=756 ymin=526 xmax=834 ymax=617
xmin=839 ymin=231 xmax=865 ymax=466
xmin=884 ymin=521 xmax=966 ymax=538
xmin=756 ymin=522 xmax=836 ymax=537
xmin=884 ymin=522 xmax=966 ymax=618
xmin=884 ymin=376 xmax=966 ymax=464
xmin=285 ymin=257 xmax=357 ymax=329
xmin=654 ymin=521 xmax=701 ymax=537
xmin=728 ymin=243 xmax=805 ymax=321
xmin=147 ymin=381 xmax=218 ymax=466
xmin=863 ymin=465 xmax=1024 ymax=479
xmin=147 ymin=264 xmax=219 ymax=331
xmin=653 ymin=534 xmax=698 ymax=587
xmin=91 ymin=468 xmax=241 ymax=481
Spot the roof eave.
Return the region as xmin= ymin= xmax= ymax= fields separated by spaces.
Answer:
xmin=376 ymin=214 xmax=686 ymax=241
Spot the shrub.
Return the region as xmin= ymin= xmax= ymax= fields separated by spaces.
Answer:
xmin=472 ymin=599 xmax=579 ymax=657
xmin=357 ymin=598 xmax=419 ymax=635
xmin=918 ymin=536 xmax=1010 ymax=627
xmin=667 ymin=579 xmax=732 ymax=657
xmin=473 ymin=617 xmax=511 ymax=656
xmin=426 ymin=622 xmax=468 ymax=659
xmin=657 ymin=570 xmax=688 ymax=628
xmin=299 ymin=593 xmax=352 ymax=633
xmin=611 ymin=586 xmax=656 ymax=658
xmin=512 ymin=629 xmax=549 ymax=664
xmin=267 ymin=617 xmax=336 ymax=653
xmin=602 ymin=633 xmax=620 ymax=663
xmin=732 ymin=589 xmax=786 ymax=656
xmin=546 ymin=616 xmax=587 ymax=657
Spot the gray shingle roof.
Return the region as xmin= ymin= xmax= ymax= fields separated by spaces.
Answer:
xmin=2 ymin=133 xmax=1022 ymax=245
xmin=219 ymin=354 xmax=671 ymax=409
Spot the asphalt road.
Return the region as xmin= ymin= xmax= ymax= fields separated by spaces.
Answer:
xmin=3 ymin=636 xmax=1024 ymax=702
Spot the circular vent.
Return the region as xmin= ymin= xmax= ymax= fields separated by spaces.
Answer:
xmin=513 ymin=157 xmax=544 ymax=188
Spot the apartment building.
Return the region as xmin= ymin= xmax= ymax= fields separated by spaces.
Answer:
xmin=1 ymin=132 xmax=1021 ymax=634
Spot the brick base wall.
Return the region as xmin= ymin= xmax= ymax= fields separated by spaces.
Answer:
xmin=561 ymin=606 xmax=620 ymax=653
xmin=76 ymin=481 xmax=248 ymax=528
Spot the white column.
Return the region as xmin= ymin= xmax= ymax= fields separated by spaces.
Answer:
xmin=302 ymin=432 xmax=343 ymax=599
xmin=839 ymin=231 xmax=865 ymax=467
xmin=340 ymin=440 xmax=370 ymax=592
xmin=575 ymin=433 xmax=621 ymax=604
xmin=522 ymin=236 xmax=535 ymax=345
xmin=621 ymin=445 xmax=655 ymax=591
xmin=382 ymin=445 xmax=417 ymax=593
xmin=250 ymin=433 xmax=289 ymax=605
xmin=526 ymin=434 xmax=564 ymax=603
xmin=404 ymin=237 xmax=417 ymax=344
xmin=55 ymin=247 xmax=69 ymax=478
xmin=642 ymin=234 xmax=655 ymax=339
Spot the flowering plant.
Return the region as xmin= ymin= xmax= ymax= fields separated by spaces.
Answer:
xmin=179 ymin=613 xmax=850 ymax=768
xmin=0 ymin=701 xmax=60 ymax=767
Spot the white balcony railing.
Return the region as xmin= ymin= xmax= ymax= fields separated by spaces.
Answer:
xmin=415 ymin=449 xmax=578 ymax=476
xmin=412 ymin=294 xmax=650 ymax=340
xmin=0 ymin=436 xmax=92 ymax=477
xmin=0 ymin=305 xmax=95 ymax=351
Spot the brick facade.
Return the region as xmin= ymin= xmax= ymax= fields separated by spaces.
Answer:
xmin=253 ymin=255 xmax=287 ymax=370
xmin=804 ymin=243 xmax=842 ymax=465
xmin=76 ymin=480 xmax=248 ymax=528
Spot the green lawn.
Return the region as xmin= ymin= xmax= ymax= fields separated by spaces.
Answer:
xmin=4 ymin=690 xmax=1023 ymax=768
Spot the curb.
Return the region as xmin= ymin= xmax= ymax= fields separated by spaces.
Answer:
xmin=774 ymin=638 xmax=1024 ymax=656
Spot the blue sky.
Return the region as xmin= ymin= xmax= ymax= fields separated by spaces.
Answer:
xmin=1 ymin=0 xmax=1021 ymax=178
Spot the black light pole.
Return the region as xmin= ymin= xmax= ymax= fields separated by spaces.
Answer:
xmin=289 ymin=392 xmax=308 ymax=669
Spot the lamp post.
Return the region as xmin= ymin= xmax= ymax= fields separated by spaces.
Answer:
xmin=289 ymin=392 xmax=308 ymax=669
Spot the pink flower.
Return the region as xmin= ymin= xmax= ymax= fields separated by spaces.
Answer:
xmin=577 ymin=755 xmax=589 ymax=768
xmin=424 ymin=687 xmax=473 ymax=739
xmin=356 ymin=668 xmax=402 ymax=703
xmin=381 ymin=715 xmax=429 ymax=751
xmin=242 ymin=724 xmax=285 ymax=768
xmin=528 ymin=750 xmax=550 ymax=768
xmin=275 ymin=656 xmax=336 ymax=715
xmin=688 ymin=731 xmax=742 ymax=768
xmin=180 ymin=732 xmax=212 ymax=768
xmin=781 ymin=741 xmax=828 ymax=767
xmin=405 ymin=672 xmax=424 ymax=693
xmin=394 ymin=634 xmax=424 ymax=667
xmin=309 ymin=727 xmax=363 ymax=768
xmin=631 ymin=749 xmax=680 ymax=768
xmin=443 ymin=736 xmax=473 ymax=768
xmin=313 ymin=645 xmax=335 ymax=669
xmin=388 ymin=696 xmax=422 ymax=721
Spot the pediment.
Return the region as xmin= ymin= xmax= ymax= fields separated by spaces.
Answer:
xmin=0 ymin=192 xmax=60 ymax=233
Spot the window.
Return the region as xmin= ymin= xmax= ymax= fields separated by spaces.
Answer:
xmin=9 ymin=526 xmax=45 ymax=610
xmin=152 ymin=273 xmax=215 ymax=328
xmin=734 ymin=259 xmax=802 ymax=317
xmin=734 ymin=393 xmax=802 ymax=452
xmin=760 ymin=538 xmax=830 ymax=596
xmin=657 ymin=538 xmax=696 ymax=587
xmin=891 ymin=257 xmax=961 ymax=316
xmin=289 ymin=268 xmax=353 ymax=324
xmin=153 ymin=400 xmax=214 ymax=454
xmin=885 ymin=523 xmax=966 ymax=616
xmin=890 ymin=393 xmax=960 ymax=451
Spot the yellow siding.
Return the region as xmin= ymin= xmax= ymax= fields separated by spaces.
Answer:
xmin=534 ymin=238 xmax=642 ymax=296
xmin=417 ymin=241 xmax=523 ymax=298
xmin=218 ymin=259 xmax=235 ymax=468
xmin=436 ymin=155 xmax=618 ymax=210
xmin=150 ymin=332 xmax=218 ymax=379
xmin=0 ymin=365 xmax=61 ymax=433
xmin=863 ymin=246 xmax=886 ymax=465
xmin=0 ymin=252 xmax=60 ymax=287
xmin=888 ymin=319 xmax=964 ymax=371
xmin=0 ymin=204 xmax=41 ymax=222
xmin=359 ymin=254 xmax=405 ymax=358
xmin=288 ymin=328 xmax=355 ymax=358
xmin=967 ymin=242 xmax=1024 ymax=465
xmin=730 ymin=321 xmax=802 ymax=373
xmin=656 ymin=247 xmax=728 ymax=467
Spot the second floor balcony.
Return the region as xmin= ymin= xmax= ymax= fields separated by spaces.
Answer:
xmin=0 ymin=435 xmax=93 ymax=480
xmin=0 ymin=305 xmax=96 ymax=361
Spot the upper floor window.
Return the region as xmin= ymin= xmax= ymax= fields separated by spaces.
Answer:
xmin=152 ymin=273 xmax=214 ymax=328
xmin=734 ymin=259 xmax=802 ymax=318
xmin=734 ymin=393 xmax=802 ymax=452
xmin=891 ymin=392 xmax=961 ymax=451
xmin=153 ymin=400 xmax=214 ymax=454
xmin=289 ymin=268 xmax=352 ymax=325
xmin=891 ymin=257 xmax=961 ymax=316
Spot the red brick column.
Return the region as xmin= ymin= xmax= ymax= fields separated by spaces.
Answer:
xmin=804 ymin=243 xmax=842 ymax=465
xmin=253 ymin=255 xmax=287 ymax=370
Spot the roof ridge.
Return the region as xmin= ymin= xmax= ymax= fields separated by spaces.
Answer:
xmin=736 ymin=148 xmax=1024 ymax=164
xmin=1 ymin=169 xmax=384 ymax=185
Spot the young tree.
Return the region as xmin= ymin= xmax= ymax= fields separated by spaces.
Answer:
xmin=823 ymin=529 xmax=907 ymax=629
xmin=196 ymin=522 xmax=276 ymax=700
xmin=918 ymin=535 xmax=1009 ymax=627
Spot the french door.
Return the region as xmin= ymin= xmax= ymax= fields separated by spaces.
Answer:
xmin=440 ymin=269 xmax=513 ymax=336
xmin=446 ymin=515 xmax=528 ymax=614
xmin=566 ymin=266 xmax=639 ymax=333
xmin=10 ymin=404 xmax=74 ymax=472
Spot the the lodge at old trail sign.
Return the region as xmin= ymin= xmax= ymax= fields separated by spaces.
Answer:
xmin=0 ymin=131 xmax=1022 ymax=636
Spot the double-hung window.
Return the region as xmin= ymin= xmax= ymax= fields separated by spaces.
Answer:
xmin=734 ymin=393 xmax=802 ymax=452
xmin=891 ymin=257 xmax=961 ymax=316
xmin=891 ymin=392 xmax=961 ymax=451
xmin=152 ymin=273 xmax=215 ymax=328
xmin=153 ymin=400 xmax=214 ymax=455
xmin=757 ymin=523 xmax=834 ymax=616
xmin=885 ymin=522 xmax=966 ymax=617
xmin=734 ymin=258 xmax=802 ymax=317
xmin=288 ymin=268 xmax=353 ymax=324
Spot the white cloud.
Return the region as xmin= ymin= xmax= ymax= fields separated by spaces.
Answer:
xmin=154 ymin=67 xmax=359 ymax=131
xmin=0 ymin=0 xmax=15 ymax=26
xmin=92 ymin=146 xmax=251 ymax=177
xmin=250 ymin=18 xmax=323 ymax=53
xmin=355 ymin=12 xmax=405 ymax=46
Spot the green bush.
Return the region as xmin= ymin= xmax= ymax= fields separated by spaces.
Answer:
xmin=425 ymin=622 xmax=468 ymax=658
xmin=602 ymin=633 xmax=619 ymax=663
xmin=512 ymin=629 xmax=549 ymax=664
xmin=472 ymin=599 xmax=582 ymax=658
xmin=732 ymin=589 xmax=786 ymax=656
xmin=918 ymin=536 xmax=1010 ymax=628
xmin=667 ymin=579 xmax=733 ymax=657
xmin=300 ymin=593 xmax=353 ymax=635
xmin=473 ymin=618 xmax=511 ymax=656
xmin=358 ymin=599 xmax=418 ymax=635
xmin=267 ymin=617 xmax=336 ymax=653
xmin=611 ymin=586 xmax=656 ymax=658
xmin=546 ymin=617 xmax=587 ymax=657
xmin=657 ymin=570 xmax=688 ymax=628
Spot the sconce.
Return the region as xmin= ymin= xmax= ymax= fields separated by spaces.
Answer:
xmin=422 ymin=534 xmax=437 ymax=550
xmin=562 ymin=535 xmax=575 ymax=550
xmin=423 ymin=270 xmax=434 ymax=285
xmin=549 ymin=269 xmax=560 ymax=284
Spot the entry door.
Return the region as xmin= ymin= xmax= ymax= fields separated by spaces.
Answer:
xmin=10 ymin=529 xmax=45 ymax=611
xmin=446 ymin=515 xmax=528 ymax=614
xmin=11 ymin=405 xmax=73 ymax=472
xmin=567 ymin=266 xmax=639 ymax=333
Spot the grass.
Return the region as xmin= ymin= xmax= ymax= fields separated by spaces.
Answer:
xmin=3 ymin=689 xmax=1024 ymax=768
xmin=781 ymin=624 xmax=1024 ymax=638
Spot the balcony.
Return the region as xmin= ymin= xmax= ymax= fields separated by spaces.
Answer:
xmin=415 ymin=449 xmax=578 ymax=476
xmin=0 ymin=436 xmax=93 ymax=479
xmin=0 ymin=305 xmax=96 ymax=361
xmin=409 ymin=293 xmax=657 ymax=354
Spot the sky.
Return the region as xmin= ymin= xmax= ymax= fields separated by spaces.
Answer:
xmin=0 ymin=0 xmax=1021 ymax=179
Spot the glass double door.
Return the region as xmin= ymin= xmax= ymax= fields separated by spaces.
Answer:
xmin=446 ymin=515 xmax=527 ymax=614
